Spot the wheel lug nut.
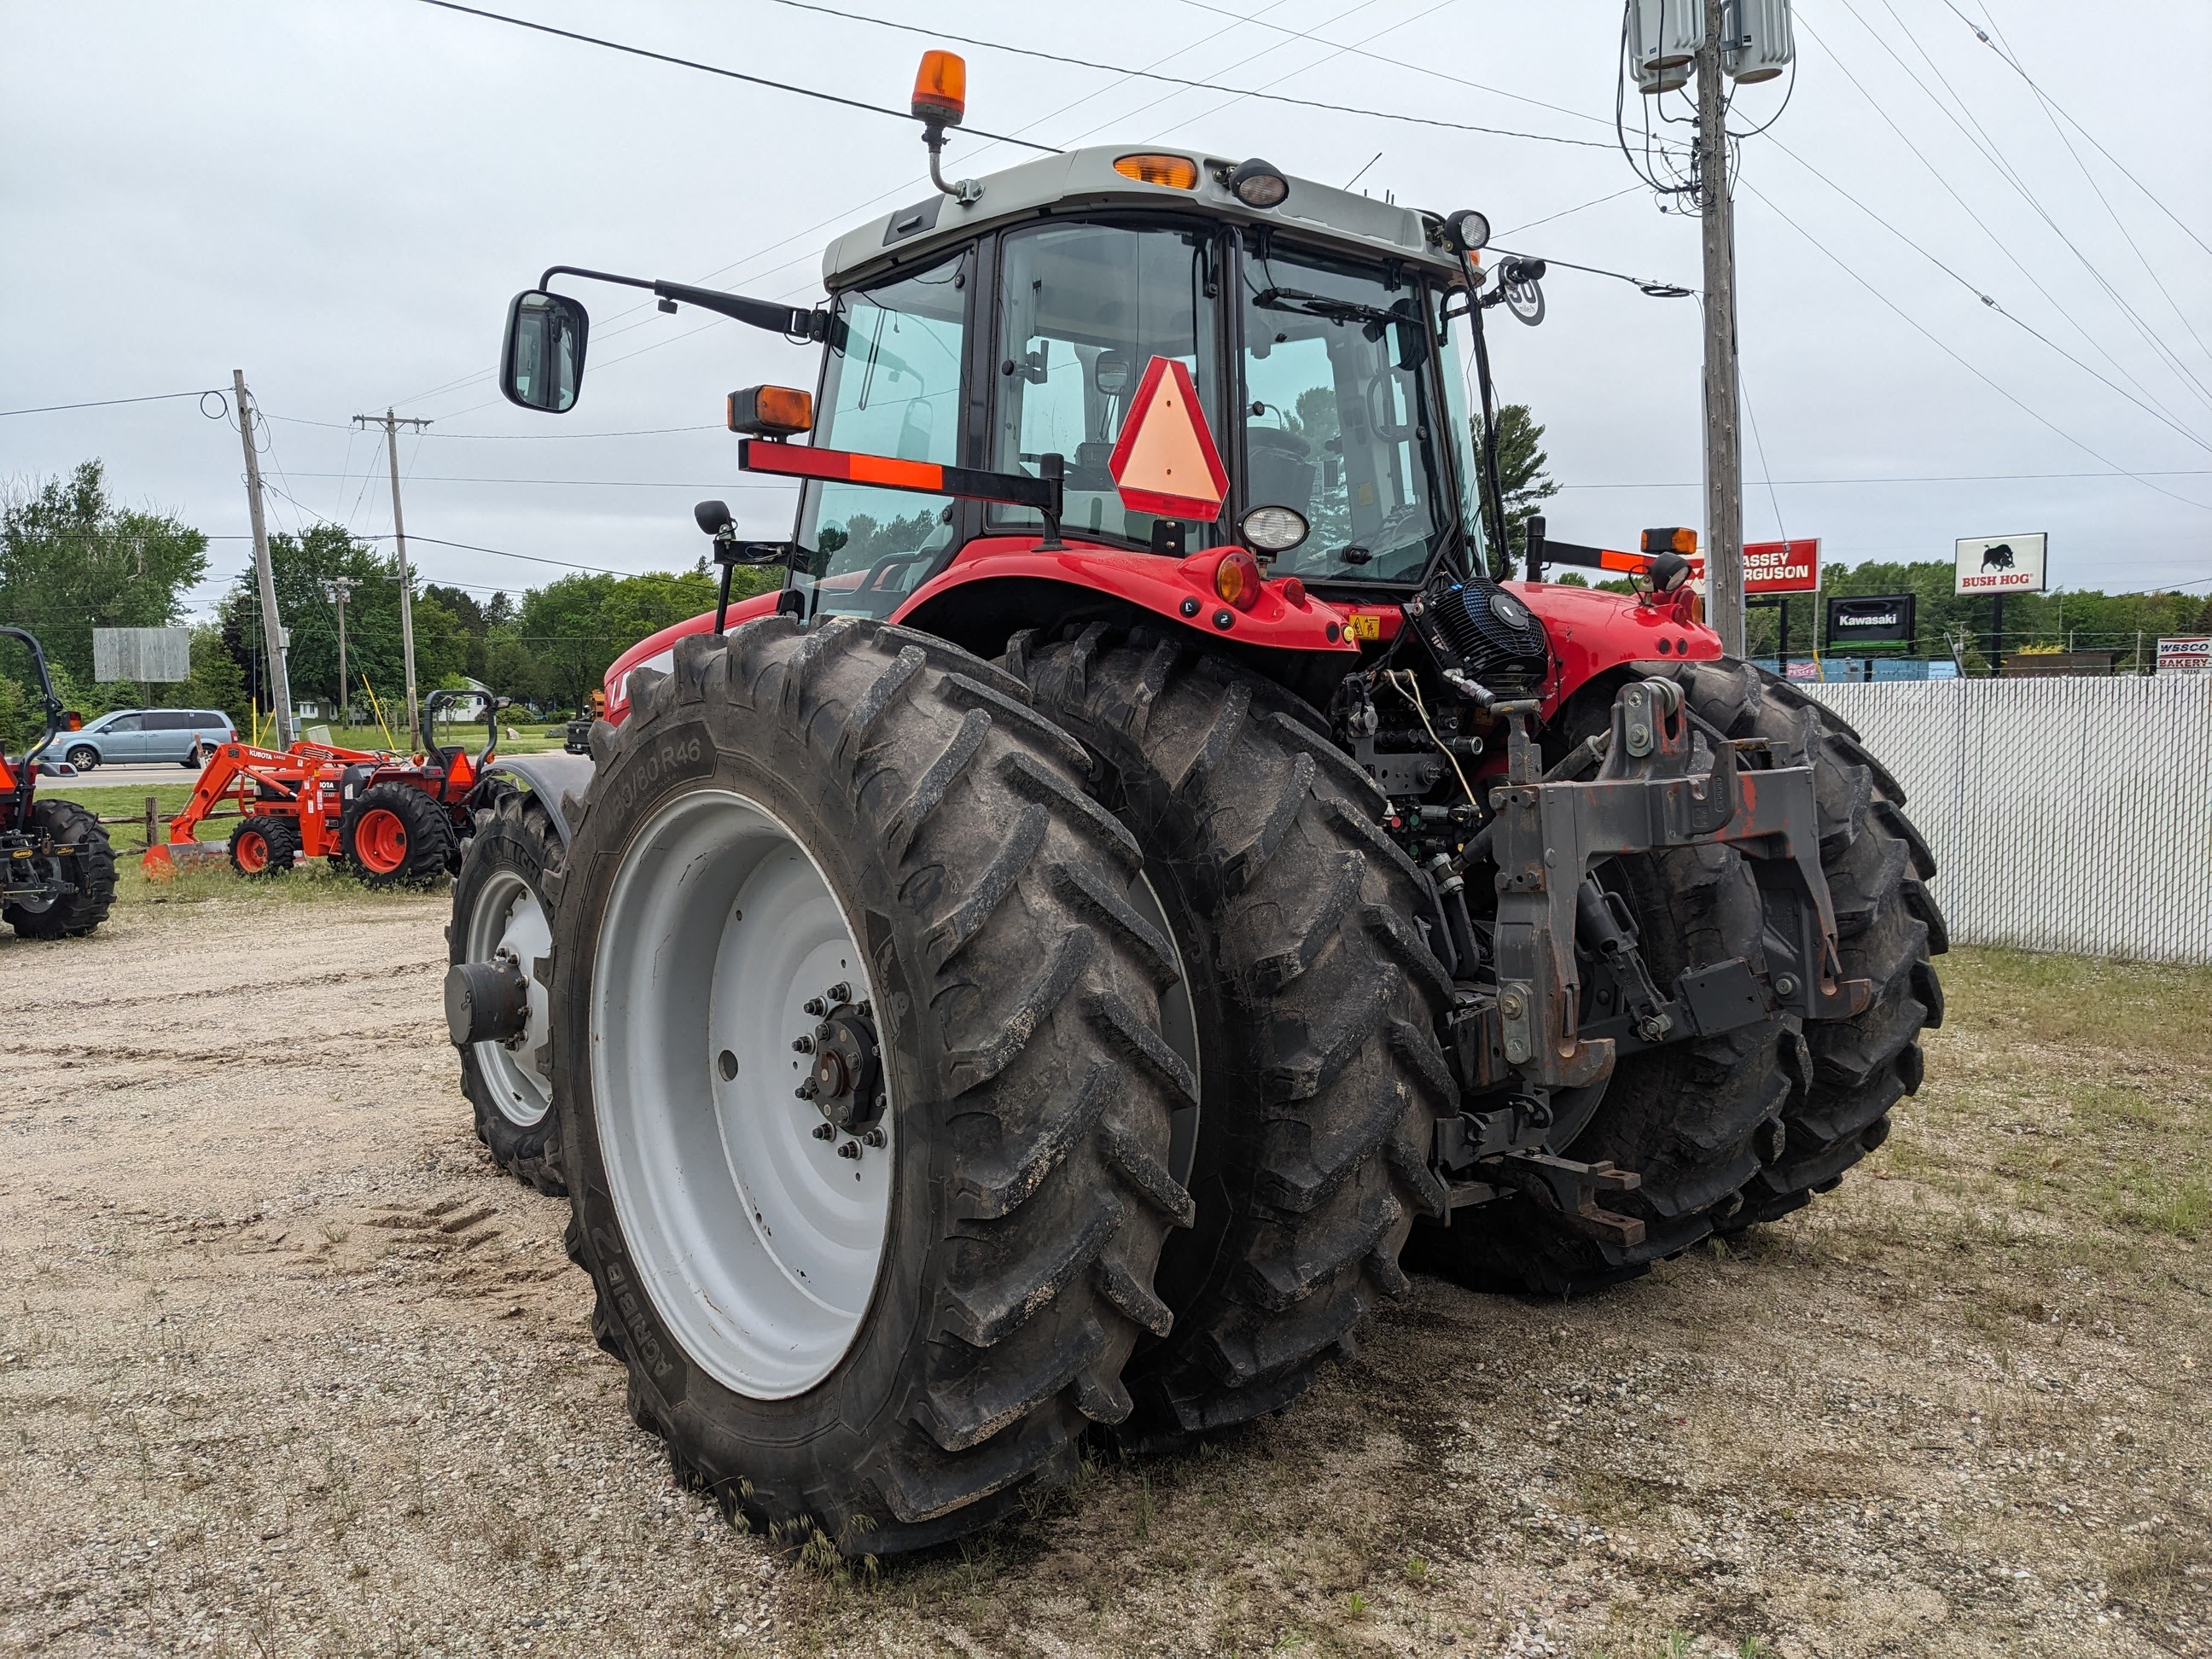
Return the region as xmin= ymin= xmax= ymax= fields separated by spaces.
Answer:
xmin=862 ymin=1127 xmax=887 ymax=1149
xmin=795 ymin=1080 xmax=818 ymax=1100
xmin=811 ymin=1122 xmax=835 ymax=1141
xmin=791 ymin=1035 xmax=814 ymax=1054
xmin=815 ymin=1021 xmax=833 ymax=1041
xmin=825 ymin=981 xmax=852 ymax=1004
xmin=802 ymin=996 xmax=828 ymax=1017
xmin=836 ymin=1140 xmax=862 ymax=1161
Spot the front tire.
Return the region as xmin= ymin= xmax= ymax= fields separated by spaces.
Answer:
xmin=552 ymin=617 xmax=1193 ymax=1553
xmin=65 ymin=746 xmax=97 ymax=771
xmin=229 ymin=815 xmax=299 ymax=877
xmin=450 ymin=789 xmax=564 ymax=1194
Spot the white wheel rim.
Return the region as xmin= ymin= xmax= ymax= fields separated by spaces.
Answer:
xmin=591 ymin=788 xmax=893 ymax=1400
xmin=465 ymin=868 xmax=554 ymax=1127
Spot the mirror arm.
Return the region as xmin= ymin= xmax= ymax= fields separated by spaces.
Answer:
xmin=538 ymin=265 xmax=828 ymax=341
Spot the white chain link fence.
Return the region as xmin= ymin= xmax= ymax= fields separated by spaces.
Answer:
xmin=1793 ymin=674 xmax=2212 ymax=963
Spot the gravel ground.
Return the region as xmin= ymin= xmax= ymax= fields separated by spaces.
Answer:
xmin=2 ymin=894 xmax=2206 ymax=1657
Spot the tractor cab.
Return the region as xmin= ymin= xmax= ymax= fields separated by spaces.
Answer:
xmin=498 ymin=54 xmax=1541 ymax=674
xmin=787 ymin=144 xmax=1489 ymax=615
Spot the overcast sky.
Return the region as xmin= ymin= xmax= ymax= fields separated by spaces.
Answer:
xmin=4 ymin=0 xmax=2208 ymax=622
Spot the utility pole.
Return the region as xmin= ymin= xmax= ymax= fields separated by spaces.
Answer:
xmin=322 ymin=575 xmax=358 ymax=727
xmin=1697 ymin=0 xmax=1745 ymax=656
xmin=353 ymin=408 xmax=432 ymax=748
xmin=234 ymin=370 xmax=297 ymax=747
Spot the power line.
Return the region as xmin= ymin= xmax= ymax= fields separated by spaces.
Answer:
xmin=1758 ymin=137 xmax=2212 ymax=457
xmin=1737 ymin=178 xmax=2212 ymax=516
xmin=764 ymin=0 xmax=1618 ymax=149
xmin=1820 ymin=0 xmax=2212 ymax=421
xmin=1169 ymin=0 xmax=1621 ymax=137
xmin=1933 ymin=0 xmax=2212 ymax=265
xmin=0 ymin=388 xmax=228 ymax=418
xmin=410 ymin=0 xmax=1061 ymax=152
xmin=1784 ymin=25 xmax=2206 ymax=445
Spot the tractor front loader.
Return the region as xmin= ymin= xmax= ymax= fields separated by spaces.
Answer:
xmin=0 ymin=626 xmax=117 ymax=940
xmin=150 ymin=689 xmax=509 ymax=886
xmin=445 ymin=49 xmax=1944 ymax=1555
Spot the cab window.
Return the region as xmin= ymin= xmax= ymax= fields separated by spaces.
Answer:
xmin=990 ymin=223 xmax=1222 ymax=548
xmin=796 ymin=249 xmax=969 ymax=620
xmin=1240 ymin=245 xmax=1454 ymax=584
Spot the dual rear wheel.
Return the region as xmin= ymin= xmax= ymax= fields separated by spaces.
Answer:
xmin=504 ymin=619 xmax=1941 ymax=1553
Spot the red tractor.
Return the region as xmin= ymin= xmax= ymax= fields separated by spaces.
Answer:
xmin=445 ymin=53 xmax=1942 ymax=1557
xmin=149 ymin=690 xmax=505 ymax=887
xmin=0 ymin=626 xmax=117 ymax=939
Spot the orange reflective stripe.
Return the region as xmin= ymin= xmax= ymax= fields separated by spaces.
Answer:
xmin=845 ymin=453 xmax=945 ymax=491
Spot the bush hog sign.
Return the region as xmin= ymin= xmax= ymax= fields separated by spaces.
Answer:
xmin=1955 ymin=533 xmax=2047 ymax=595
xmin=1743 ymin=538 xmax=1819 ymax=594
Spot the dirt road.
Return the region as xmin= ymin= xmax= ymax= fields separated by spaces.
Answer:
xmin=3 ymin=893 xmax=2206 ymax=1657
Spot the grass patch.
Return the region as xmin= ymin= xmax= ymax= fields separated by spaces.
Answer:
xmin=1943 ymin=946 xmax=2212 ymax=1063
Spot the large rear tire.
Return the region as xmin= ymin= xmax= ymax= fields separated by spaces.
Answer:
xmin=4 ymin=799 xmax=117 ymax=939
xmin=1015 ymin=625 xmax=1453 ymax=1446
xmin=341 ymin=783 xmax=456 ymax=888
xmin=550 ymin=617 xmax=1193 ymax=1554
xmin=450 ymin=788 xmax=564 ymax=1195
xmin=1408 ymin=657 xmax=1942 ymax=1295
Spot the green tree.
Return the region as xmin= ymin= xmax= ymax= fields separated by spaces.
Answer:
xmin=1469 ymin=403 xmax=1557 ymax=568
xmin=515 ymin=565 xmax=767 ymax=711
xmin=0 ymin=460 xmax=209 ymax=684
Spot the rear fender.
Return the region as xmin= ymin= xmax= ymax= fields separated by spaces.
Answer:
xmin=484 ymin=752 xmax=597 ymax=847
xmin=599 ymin=540 xmax=1361 ymax=721
xmin=601 ymin=591 xmax=786 ymax=724
xmin=1515 ymin=580 xmax=1721 ymax=713
xmin=891 ymin=537 xmax=1359 ymax=661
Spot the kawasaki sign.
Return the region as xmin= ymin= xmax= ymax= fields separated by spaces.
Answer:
xmin=1825 ymin=594 xmax=1918 ymax=647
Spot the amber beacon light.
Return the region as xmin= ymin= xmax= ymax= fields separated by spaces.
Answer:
xmin=911 ymin=50 xmax=966 ymax=127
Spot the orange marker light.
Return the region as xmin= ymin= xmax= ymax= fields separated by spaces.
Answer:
xmin=1214 ymin=549 xmax=1262 ymax=609
xmin=727 ymin=385 xmax=814 ymax=438
xmin=1640 ymin=526 xmax=1698 ymax=556
xmin=912 ymin=50 xmax=966 ymax=127
xmin=1115 ymin=154 xmax=1199 ymax=189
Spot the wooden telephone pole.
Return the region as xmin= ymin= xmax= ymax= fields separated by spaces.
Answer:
xmin=322 ymin=575 xmax=358 ymax=725
xmin=1697 ymin=0 xmax=1745 ymax=657
xmin=233 ymin=370 xmax=297 ymax=747
xmin=353 ymin=409 xmax=433 ymax=746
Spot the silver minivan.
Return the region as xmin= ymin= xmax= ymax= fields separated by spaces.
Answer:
xmin=60 ymin=708 xmax=236 ymax=769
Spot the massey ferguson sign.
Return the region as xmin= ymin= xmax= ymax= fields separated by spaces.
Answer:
xmin=1955 ymin=533 xmax=2047 ymax=595
xmin=1743 ymin=538 xmax=1820 ymax=595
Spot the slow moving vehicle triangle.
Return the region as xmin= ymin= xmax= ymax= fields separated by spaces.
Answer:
xmin=1108 ymin=356 xmax=1228 ymax=522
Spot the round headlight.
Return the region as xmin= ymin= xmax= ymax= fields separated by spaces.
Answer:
xmin=1240 ymin=504 xmax=1310 ymax=553
xmin=1228 ymin=158 xmax=1290 ymax=210
xmin=1446 ymin=207 xmax=1491 ymax=253
xmin=1488 ymin=586 xmax=1533 ymax=630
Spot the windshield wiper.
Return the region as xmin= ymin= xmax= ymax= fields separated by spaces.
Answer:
xmin=1251 ymin=286 xmax=1411 ymax=330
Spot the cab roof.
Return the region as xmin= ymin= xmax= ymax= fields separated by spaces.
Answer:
xmin=821 ymin=144 xmax=1464 ymax=292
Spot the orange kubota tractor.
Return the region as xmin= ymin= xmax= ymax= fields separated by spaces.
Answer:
xmin=148 ymin=690 xmax=504 ymax=887
xmin=1 ymin=626 xmax=117 ymax=939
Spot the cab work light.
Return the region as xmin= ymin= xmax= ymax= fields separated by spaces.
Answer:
xmin=1115 ymin=154 xmax=1199 ymax=189
xmin=727 ymin=385 xmax=814 ymax=438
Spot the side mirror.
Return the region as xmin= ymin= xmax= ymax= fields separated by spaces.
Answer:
xmin=500 ymin=289 xmax=590 ymax=413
